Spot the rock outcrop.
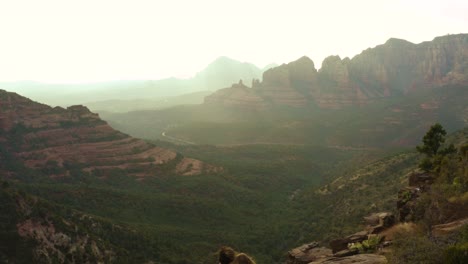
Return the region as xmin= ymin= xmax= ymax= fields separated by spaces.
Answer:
xmin=432 ymin=217 xmax=468 ymax=236
xmin=329 ymin=231 xmax=369 ymax=254
xmin=286 ymin=239 xmax=387 ymax=264
xmin=257 ymin=56 xmax=316 ymax=107
xmin=397 ymin=171 xmax=436 ymax=222
xmin=0 ymin=185 xmax=155 ymax=263
xmin=408 ymin=171 xmax=434 ymax=187
xmin=204 ymin=34 xmax=468 ymax=109
xmin=286 ymin=210 xmax=396 ymax=263
xmin=16 ymin=217 xmax=115 ymax=263
xmin=287 ymin=242 xmax=332 ymax=264
xmin=0 ymin=90 xmax=220 ymax=178
xmin=287 ymin=211 xmax=394 ymax=264
xmin=309 ymin=254 xmax=387 ymax=264
xmin=364 ymin=212 xmax=395 ymax=234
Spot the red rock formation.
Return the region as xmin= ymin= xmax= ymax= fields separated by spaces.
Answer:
xmin=258 ymin=56 xmax=316 ymax=107
xmin=203 ymin=34 xmax=468 ymax=110
xmin=315 ymin=56 xmax=370 ymax=108
xmin=0 ymin=89 xmax=220 ymax=178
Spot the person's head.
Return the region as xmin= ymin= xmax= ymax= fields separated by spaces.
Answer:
xmin=231 ymin=253 xmax=256 ymax=264
xmin=218 ymin=246 xmax=236 ymax=264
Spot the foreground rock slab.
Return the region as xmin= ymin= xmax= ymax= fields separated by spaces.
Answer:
xmin=308 ymin=254 xmax=387 ymax=264
xmin=287 ymin=242 xmax=332 ymax=264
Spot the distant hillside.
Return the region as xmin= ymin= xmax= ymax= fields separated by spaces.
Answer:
xmin=0 ymin=57 xmax=274 ymax=107
xmin=0 ymin=185 xmax=163 ymax=263
xmin=85 ymin=90 xmax=212 ymax=113
xmin=205 ymin=34 xmax=468 ymax=109
xmin=0 ymin=90 xmax=219 ymax=178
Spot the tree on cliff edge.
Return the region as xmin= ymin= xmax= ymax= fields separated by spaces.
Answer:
xmin=416 ymin=123 xmax=455 ymax=172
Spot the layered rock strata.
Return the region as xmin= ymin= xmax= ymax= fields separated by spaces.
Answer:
xmin=205 ymin=34 xmax=468 ymax=109
xmin=0 ymin=90 xmax=220 ymax=178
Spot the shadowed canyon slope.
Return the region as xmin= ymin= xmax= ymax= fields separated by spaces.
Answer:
xmin=0 ymin=90 xmax=220 ymax=178
xmin=205 ymin=34 xmax=468 ymax=109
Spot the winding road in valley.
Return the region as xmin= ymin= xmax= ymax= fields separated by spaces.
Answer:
xmin=161 ymin=132 xmax=196 ymax=145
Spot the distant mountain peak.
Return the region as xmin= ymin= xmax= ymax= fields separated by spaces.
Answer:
xmin=384 ymin=38 xmax=414 ymax=46
xmin=210 ymin=56 xmax=240 ymax=65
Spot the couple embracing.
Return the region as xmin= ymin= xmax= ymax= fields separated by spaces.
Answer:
xmin=218 ymin=246 xmax=256 ymax=264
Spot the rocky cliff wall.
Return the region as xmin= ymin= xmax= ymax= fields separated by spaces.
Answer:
xmin=204 ymin=34 xmax=468 ymax=109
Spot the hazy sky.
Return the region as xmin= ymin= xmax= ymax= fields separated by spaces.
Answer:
xmin=0 ymin=0 xmax=467 ymax=83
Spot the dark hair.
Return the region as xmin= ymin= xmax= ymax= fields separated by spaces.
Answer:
xmin=218 ymin=246 xmax=236 ymax=264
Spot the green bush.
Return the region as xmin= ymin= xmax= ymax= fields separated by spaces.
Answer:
xmin=389 ymin=234 xmax=443 ymax=264
xmin=443 ymin=242 xmax=468 ymax=264
xmin=348 ymin=235 xmax=382 ymax=253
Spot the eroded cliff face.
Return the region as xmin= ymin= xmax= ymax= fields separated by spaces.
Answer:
xmin=204 ymin=34 xmax=468 ymax=109
xmin=258 ymin=56 xmax=317 ymax=107
xmin=0 ymin=90 xmax=220 ymax=178
xmin=315 ymin=56 xmax=369 ymax=109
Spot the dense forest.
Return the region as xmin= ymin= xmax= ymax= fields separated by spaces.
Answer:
xmin=1 ymin=125 xmax=465 ymax=263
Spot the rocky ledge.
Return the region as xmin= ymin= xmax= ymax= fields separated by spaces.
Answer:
xmin=287 ymin=241 xmax=387 ymax=264
xmin=287 ymin=168 xmax=468 ymax=264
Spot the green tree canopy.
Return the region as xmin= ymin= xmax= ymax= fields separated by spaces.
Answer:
xmin=416 ymin=123 xmax=455 ymax=172
xmin=416 ymin=123 xmax=447 ymax=157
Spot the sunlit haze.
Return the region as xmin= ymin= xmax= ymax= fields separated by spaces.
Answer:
xmin=0 ymin=0 xmax=467 ymax=83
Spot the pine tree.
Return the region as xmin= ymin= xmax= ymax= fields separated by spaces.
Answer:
xmin=416 ymin=123 xmax=455 ymax=172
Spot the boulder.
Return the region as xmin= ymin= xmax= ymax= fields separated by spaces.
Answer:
xmin=363 ymin=212 xmax=395 ymax=234
xmin=287 ymin=242 xmax=332 ymax=264
xmin=363 ymin=212 xmax=395 ymax=228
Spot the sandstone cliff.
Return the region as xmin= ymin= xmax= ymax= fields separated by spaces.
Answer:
xmin=204 ymin=34 xmax=468 ymax=109
xmin=0 ymin=90 xmax=220 ymax=178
